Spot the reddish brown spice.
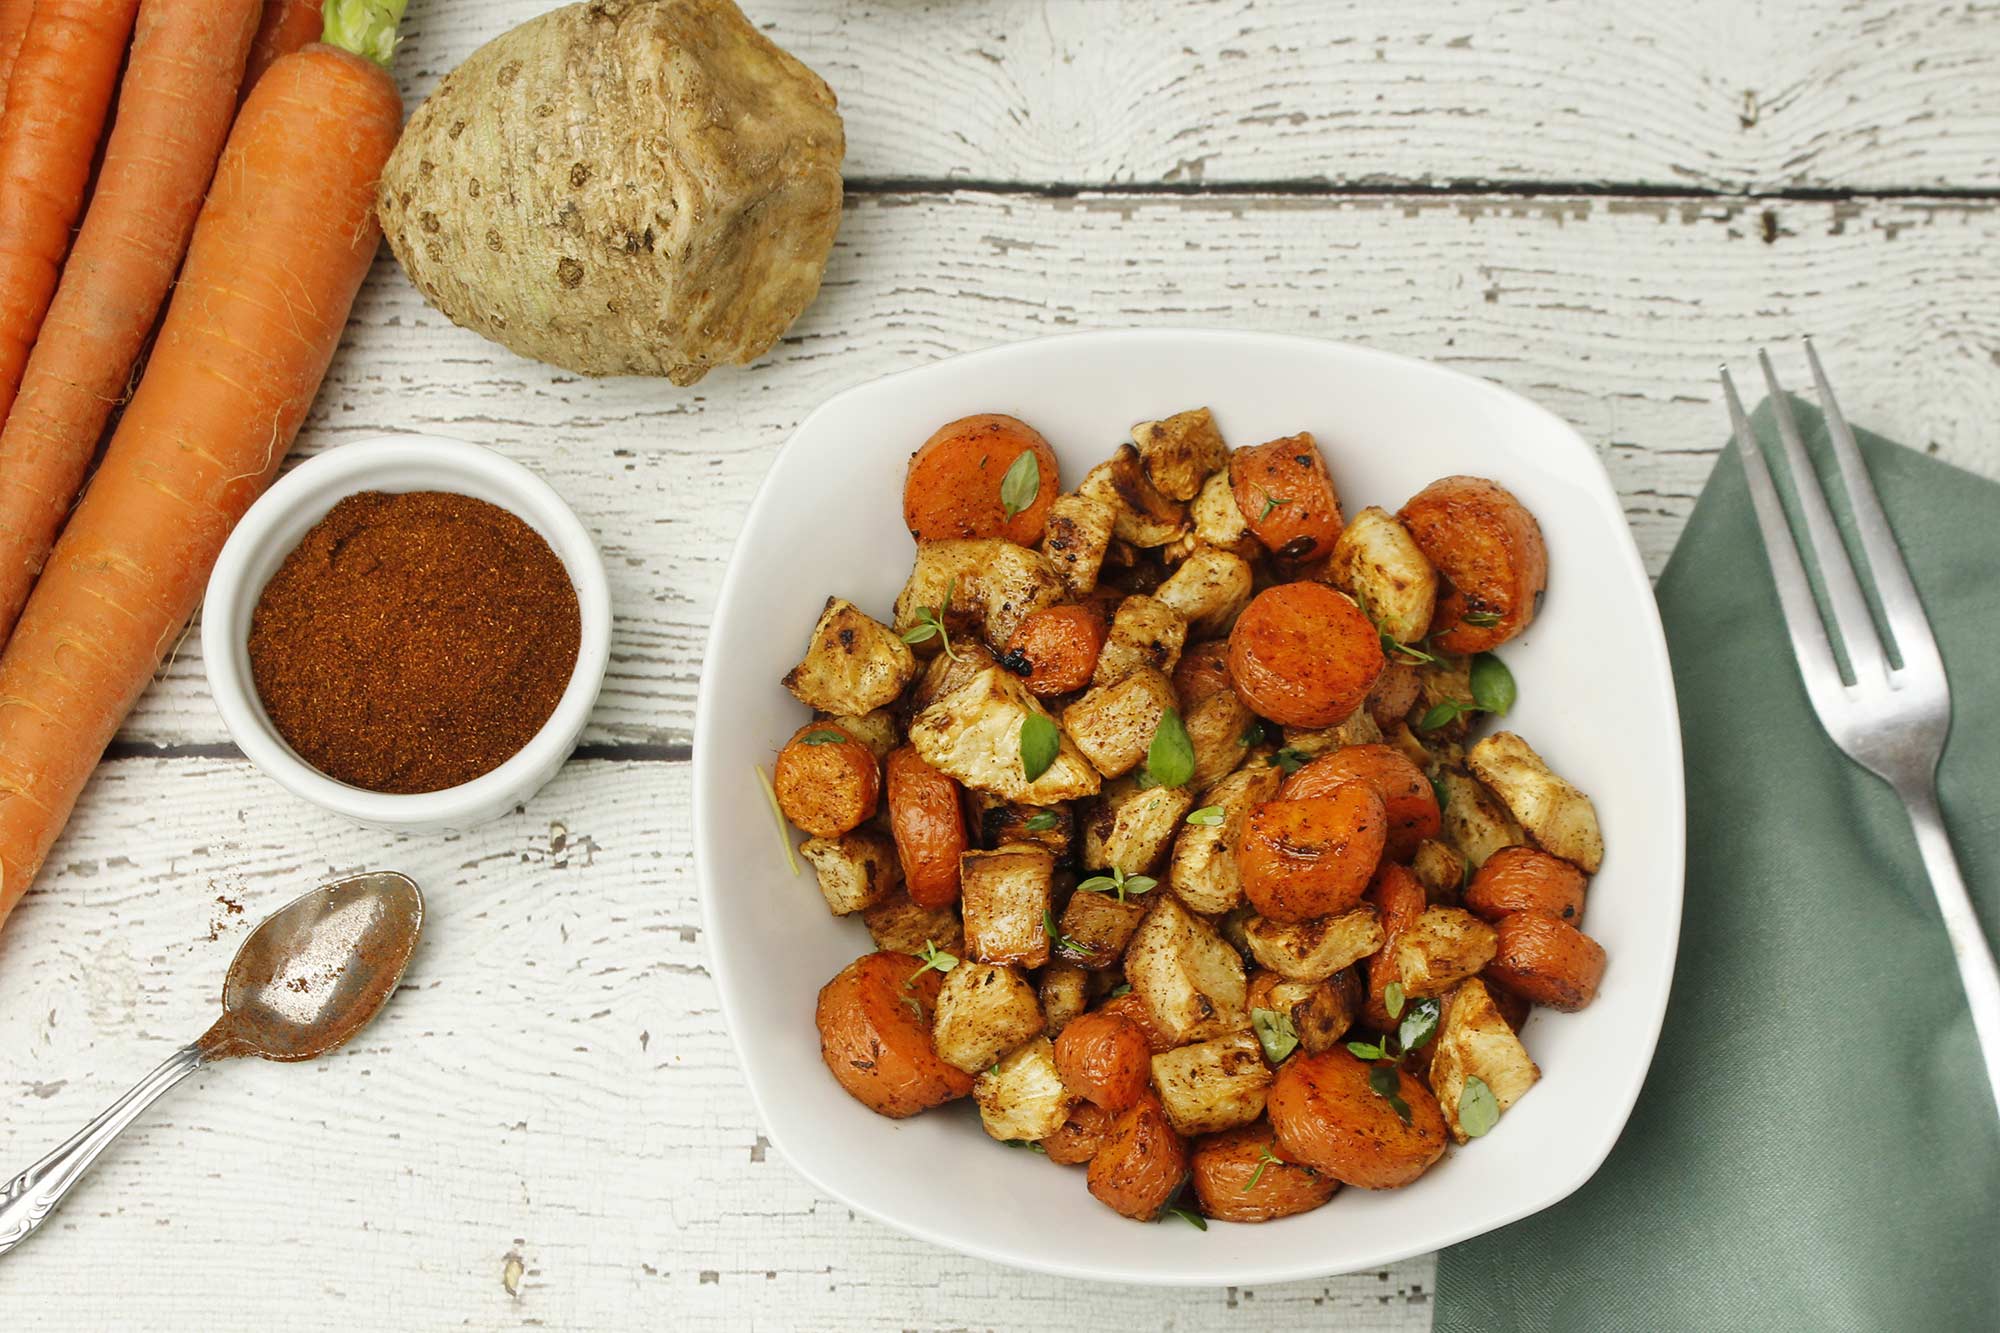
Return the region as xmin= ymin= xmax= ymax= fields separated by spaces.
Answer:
xmin=248 ymin=490 xmax=581 ymax=794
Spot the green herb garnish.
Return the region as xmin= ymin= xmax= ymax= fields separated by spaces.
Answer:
xmin=799 ymin=728 xmax=849 ymax=745
xmin=1381 ymin=631 xmax=1435 ymax=665
xmin=1251 ymin=1007 xmax=1299 ymax=1063
xmin=1003 ymin=1138 xmax=1049 ymax=1153
xmin=999 ymin=450 xmax=1041 ymax=520
xmin=753 ymin=764 xmax=800 ymax=877
xmin=908 ymin=939 xmax=959 ymax=983
xmin=1242 ymin=1143 xmax=1282 ymax=1193
xmin=1270 ymin=747 xmax=1308 ymax=775
xmin=1430 ymin=773 xmax=1450 ymax=813
xmin=1367 ymin=1062 xmax=1413 ymax=1126
xmin=1108 ymin=982 xmax=1132 ymax=998
xmin=1043 ymin=909 xmax=1083 ymax=953
xmin=1163 ymin=1206 xmax=1207 ymax=1231
xmin=1459 ymin=1076 xmax=1500 ymax=1137
xmin=1143 ymin=708 xmax=1196 ymax=789
xmin=1024 ymin=811 xmax=1061 ymax=832
xmin=1383 ymin=981 xmax=1406 ymax=1021
xmin=1020 ymin=713 xmax=1060 ymax=781
xmin=900 ymin=577 xmax=961 ymax=661
xmin=1420 ymin=700 xmax=1468 ymax=731
xmin=1462 ymin=609 xmax=1503 ymax=628
xmin=1256 ymin=489 xmax=1292 ymax=522
xmin=1076 ymin=866 xmax=1158 ymax=904
xmin=1185 ymin=805 xmax=1225 ymax=828
xmin=1469 ymin=652 xmax=1516 ymax=715
xmin=1239 ymin=719 xmax=1267 ymax=747
xmin=1397 ymin=996 xmax=1441 ymax=1053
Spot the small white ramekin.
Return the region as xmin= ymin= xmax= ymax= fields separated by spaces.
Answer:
xmin=202 ymin=434 xmax=612 ymax=833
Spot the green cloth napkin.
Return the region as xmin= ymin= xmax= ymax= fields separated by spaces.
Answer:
xmin=1434 ymin=400 xmax=2000 ymax=1331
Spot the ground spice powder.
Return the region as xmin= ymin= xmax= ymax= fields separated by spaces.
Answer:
xmin=249 ymin=490 xmax=582 ymax=794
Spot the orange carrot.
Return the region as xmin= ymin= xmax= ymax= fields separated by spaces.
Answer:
xmin=0 ymin=0 xmax=263 ymax=646
xmin=242 ymin=0 xmax=324 ymax=94
xmin=0 ymin=1 xmax=33 ymax=113
xmin=0 ymin=0 xmax=140 ymax=428
xmin=0 ymin=7 xmax=405 ymax=924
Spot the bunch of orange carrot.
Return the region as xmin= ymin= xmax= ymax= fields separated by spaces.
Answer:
xmin=0 ymin=0 xmax=409 ymax=932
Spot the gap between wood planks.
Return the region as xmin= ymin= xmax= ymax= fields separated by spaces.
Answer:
xmin=842 ymin=176 xmax=2000 ymax=202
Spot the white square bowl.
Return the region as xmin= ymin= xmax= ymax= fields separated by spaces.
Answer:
xmin=693 ymin=330 xmax=1684 ymax=1285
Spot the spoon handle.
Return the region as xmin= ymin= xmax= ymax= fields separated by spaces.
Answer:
xmin=0 ymin=1043 xmax=206 ymax=1258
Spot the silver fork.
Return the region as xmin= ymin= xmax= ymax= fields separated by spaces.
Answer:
xmin=1721 ymin=341 xmax=2000 ymax=1116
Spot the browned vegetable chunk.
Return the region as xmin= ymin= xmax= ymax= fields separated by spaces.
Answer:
xmin=774 ymin=722 xmax=879 ymax=838
xmin=1227 ymin=582 xmax=1384 ymax=728
xmin=1267 ymin=1049 xmax=1447 ymax=1189
xmin=1361 ymin=862 xmax=1429 ymax=1031
xmin=1465 ymin=845 xmax=1588 ymax=923
xmin=1229 ymin=433 xmax=1344 ymax=564
xmin=1042 ymin=1099 xmax=1114 ymax=1164
xmin=815 ymin=952 xmax=976 ymax=1118
xmin=1053 ymin=1008 xmax=1153 ymax=1111
xmin=1097 ymin=990 xmax=1180 ymax=1054
xmin=1237 ymin=786 xmax=1387 ymax=924
xmin=1000 ymin=604 xmax=1106 ymax=696
xmin=1398 ymin=475 xmax=1547 ymax=653
xmin=904 ymin=413 xmax=1059 ymax=545
xmin=1280 ymin=743 xmax=1440 ymax=861
xmin=1190 ymin=1120 xmax=1341 ymax=1223
xmin=1086 ymin=1093 xmax=1191 ymax=1220
xmin=1486 ymin=910 xmax=1606 ymax=1011
xmin=1172 ymin=638 xmax=1235 ymax=712
xmin=885 ymin=746 xmax=966 ymax=909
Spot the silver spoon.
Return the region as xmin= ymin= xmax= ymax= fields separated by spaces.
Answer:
xmin=0 ymin=871 xmax=423 ymax=1257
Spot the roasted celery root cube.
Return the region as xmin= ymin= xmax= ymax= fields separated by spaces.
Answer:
xmin=1126 ymin=894 xmax=1249 ymax=1044
xmin=1058 ymin=884 xmax=1151 ymax=971
xmin=1039 ymin=960 xmax=1092 ymax=1037
xmin=1149 ymin=1030 xmax=1272 ymax=1136
xmin=1393 ymin=907 xmax=1499 ymax=997
xmin=1191 ymin=469 xmax=1259 ymax=558
xmin=1328 ymin=507 xmax=1437 ymax=646
xmin=1437 ymin=767 xmax=1528 ymax=868
xmin=862 ymin=889 xmax=964 ymax=956
xmin=1130 ymin=406 xmax=1230 ymax=502
xmin=910 ymin=666 xmax=1101 ymax=804
xmin=1077 ymin=444 xmax=1188 ymax=548
xmin=1084 ymin=777 xmax=1195 ymax=878
xmin=1154 ymin=547 xmax=1254 ymax=638
xmin=906 ymin=641 xmax=999 ymax=716
xmin=1168 ymin=763 xmax=1284 ymax=916
xmin=1093 ymin=595 xmax=1188 ymax=687
xmin=971 ymin=792 xmax=1075 ymax=859
xmin=783 ymin=597 xmax=918 ymax=715
xmin=1064 ymin=667 xmax=1176 ymax=779
xmin=1241 ymin=908 xmax=1384 ymax=982
xmin=799 ymin=830 xmax=902 ymax=916
xmin=1280 ymin=710 xmax=1383 ymax=758
xmin=960 ymin=843 xmax=1057 ymax=967
xmin=1429 ymin=978 xmax=1540 ymax=1143
xmin=1411 ymin=653 xmax=1476 ymax=742
xmin=974 ymin=1036 xmax=1078 ymax=1141
xmin=932 ymin=960 xmax=1046 ymax=1073
xmin=1466 ymin=732 xmax=1605 ymax=873
xmin=1412 ymin=837 xmax=1470 ymax=902
xmin=1040 ymin=492 xmax=1118 ymax=599
xmin=1183 ymin=685 xmax=1253 ymax=791
xmin=893 ymin=538 xmax=1065 ymax=653
xmin=1248 ymin=968 xmax=1360 ymax=1055
xmin=819 ymin=707 xmax=899 ymax=760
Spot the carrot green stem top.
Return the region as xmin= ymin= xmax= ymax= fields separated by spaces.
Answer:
xmin=322 ymin=0 xmax=409 ymax=70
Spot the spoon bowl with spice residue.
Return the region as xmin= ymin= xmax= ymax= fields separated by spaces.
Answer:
xmin=0 ymin=872 xmax=424 ymax=1258
xmin=201 ymin=435 xmax=612 ymax=833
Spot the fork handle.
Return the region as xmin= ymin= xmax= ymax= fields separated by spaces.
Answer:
xmin=1904 ymin=785 xmax=2000 ymax=1118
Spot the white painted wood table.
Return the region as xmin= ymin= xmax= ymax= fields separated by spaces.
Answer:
xmin=5 ymin=1 xmax=1998 ymax=1327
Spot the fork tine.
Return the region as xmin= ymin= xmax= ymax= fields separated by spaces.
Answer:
xmin=1723 ymin=369 xmax=1846 ymax=712
xmin=1804 ymin=338 xmax=1943 ymax=679
xmin=1757 ymin=350 xmax=1889 ymax=686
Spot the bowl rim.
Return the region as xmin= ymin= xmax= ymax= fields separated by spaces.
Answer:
xmin=201 ymin=433 xmax=613 ymax=829
xmin=693 ymin=327 xmax=1686 ymax=1285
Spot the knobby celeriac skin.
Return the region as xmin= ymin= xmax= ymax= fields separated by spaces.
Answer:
xmin=377 ymin=0 xmax=844 ymax=383
xmin=774 ymin=403 xmax=1602 ymax=1227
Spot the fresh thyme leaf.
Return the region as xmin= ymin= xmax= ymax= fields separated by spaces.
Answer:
xmin=1383 ymin=981 xmax=1406 ymax=1021
xmin=1186 ymin=805 xmax=1226 ymax=827
xmin=1239 ymin=719 xmax=1267 ymax=747
xmin=1462 ymin=608 xmax=1503 ymax=628
xmin=899 ymin=620 xmax=939 ymax=645
xmin=1020 ymin=713 xmax=1060 ymax=781
xmin=1345 ymin=1038 xmax=1387 ymax=1061
xmin=1145 ymin=708 xmax=1196 ymax=789
xmin=1079 ymin=867 xmax=1155 ymax=904
xmin=1419 ymin=700 xmax=1466 ymax=731
xmin=1024 ymin=811 xmax=1061 ymax=831
xmin=907 ymin=939 xmax=959 ymax=984
xmin=799 ymin=728 xmax=849 ymax=745
xmin=1469 ymin=652 xmax=1516 ymax=716
xmin=753 ymin=764 xmax=799 ymax=877
xmin=1124 ymin=874 xmax=1158 ymax=895
xmin=1256 ymin=489 xmax=1292 ymax=522
xmin=1459 ymin=1075 xmax=1500 ymax=1138
xmin=1108 ymin=982 xmax=1132 ymax=998
xmin=1251 ymin=1007 xmax=1299 ymax=1062
xmin=1381 ymin=631 xmax=1435 ymax=665
xmin=901 ymin=994 xmax=924 ymax=1020
xmin=1397 ymin=996 xmax=1441 ymax=1053
xmin=1430 ymin=773 xmax=1450 ymax=814
xmin=1270 ymin=747 xmax=1308 ymax=774
xmin=1163 ymin=1206 xmax=1207 ymax=1231
xmin=1043 ymin=909 xmax=1082 ymax=953
xmin=1003 ymin=1138 xmax=1048 ymax=1153
xmin=1242 ymin=1143 xmax=1282 ymax=1193
xmin=999 ymin=450 xmax=1042 ymax=520
xmin=1367 ymin=1062 xmax=1413 ymax=1125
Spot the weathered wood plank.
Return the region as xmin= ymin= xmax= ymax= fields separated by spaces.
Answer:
xmin=117 ymin=191 xmax=2000 ymax=747
xmin=392 ymin=0 xmax=2000 ymax=193
xmin=0 ymin=758 xmax=1432 ymax=1329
